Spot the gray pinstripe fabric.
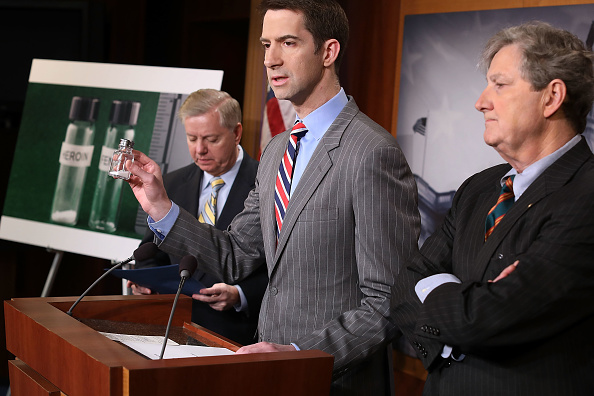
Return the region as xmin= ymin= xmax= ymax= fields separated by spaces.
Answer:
xmin=159 ymin=98 xmax=420 ymax=395
xmin=393 ymin=138 xmax=594 ymax=395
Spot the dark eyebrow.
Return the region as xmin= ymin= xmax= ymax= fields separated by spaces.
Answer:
xmin=260 ymin=34 xmax=299 ymax=43
xmin=277 ymin=34 xmax=299 ymax=42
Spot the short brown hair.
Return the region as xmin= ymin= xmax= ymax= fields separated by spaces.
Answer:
xmin=258 ymin=0 xmax=349 ymax=73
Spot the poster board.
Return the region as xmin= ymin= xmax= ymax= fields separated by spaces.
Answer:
xmin=0 ymin=59 xmax=223 ymax=261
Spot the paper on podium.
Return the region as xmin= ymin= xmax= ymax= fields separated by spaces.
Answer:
xmin=110 ymin=264 xmax=205 ymax=295
xmin=124 ymin=341 xmax=235 ymax=360
xmin=100 ymin=332 xmax=234 ymax=359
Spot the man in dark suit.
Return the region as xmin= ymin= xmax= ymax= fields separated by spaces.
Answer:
xmin=129 ymin=89 xmax=267 ymax=346
xmin=392 ymin=21 xmax=594 ymax=395
xmin=124 ymin=1 xmax=420 ymax=394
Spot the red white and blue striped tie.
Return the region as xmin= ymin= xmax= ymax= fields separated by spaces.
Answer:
xmin=274 ymin=121 xmax=308 ymax=238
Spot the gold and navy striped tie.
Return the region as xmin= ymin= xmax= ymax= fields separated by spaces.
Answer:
xmin=198 ymin=177 xmax=225 ymax=225
xmin=485 ymin=175 xmax=515 ymax=241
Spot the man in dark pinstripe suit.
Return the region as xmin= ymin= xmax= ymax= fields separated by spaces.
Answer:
xmin=393 ymin=22 xmax=594 ymax=395
xmin=125 ymin=1 xmax=420 ymax=394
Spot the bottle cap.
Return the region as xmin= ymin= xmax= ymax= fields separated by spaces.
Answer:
xmin=110 ymin=100 xmax=141 ymax=126
xmin=119 ymin=138 xmax=135 ymax=149
xmin=69 ymin=97 xmax=100 ymax=121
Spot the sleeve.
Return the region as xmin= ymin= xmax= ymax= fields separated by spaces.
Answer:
xmin=391 ymin=175 xmax=475 ymax=370
xmin=134 ymin=224 xmax=173 ymax=269
xmin=157 ymin=173 xmax=267 ymax=284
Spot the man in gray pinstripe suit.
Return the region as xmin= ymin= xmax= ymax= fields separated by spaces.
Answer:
xmin=393 ymin=22 xmax=594 ymax=395
xmin=126 ymin=0 xmax=420 ymax=394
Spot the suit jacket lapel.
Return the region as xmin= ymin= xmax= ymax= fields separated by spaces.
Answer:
xmin=218 ymin=156 xmax=252 ymax=230
xmin=175 ymin=165 xmax=203 ymax=220
xmin=273 ymin=100 xmax=357 ymax=263
xmin=472 ymin=138 xmax=592 ymax=280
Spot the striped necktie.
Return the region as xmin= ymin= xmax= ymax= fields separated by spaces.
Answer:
xmin=274 ymin=121 xmax=308 ymax=238
xmin=485 ymin=175 xmax=515 ymax=241
xmin=198 ymin=177 xmax=225 ymax=226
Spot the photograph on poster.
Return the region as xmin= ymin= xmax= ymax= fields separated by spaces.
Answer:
xmin=0 ymin=59 xmax=223 ymax=261
xmin=397 ymin=4 xmax=594 ymax=244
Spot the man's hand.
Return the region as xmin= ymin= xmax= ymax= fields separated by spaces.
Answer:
xmin=235 ymin=342 xmax=297 ymax=354
xmin=126 ymin=150 xmax=172 ymax=221
xmin=490 ymin=260 xmax=519 ymax=283
xmin=192 ymin=283 xmax=240 ymax=311
xmin=126 ymin=280 xmax=155 ymax=295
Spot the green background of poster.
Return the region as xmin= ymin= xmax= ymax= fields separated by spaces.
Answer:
xmin=3 ymin=83 xmax=160 ymax=239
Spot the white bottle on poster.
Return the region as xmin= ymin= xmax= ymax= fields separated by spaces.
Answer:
xmin=88 ymin=100 xmax=140 ymax=232
xmin=50 ymin=96 xmax=100 ymax=225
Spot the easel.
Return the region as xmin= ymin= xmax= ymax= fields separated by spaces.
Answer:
xmin=41 ymin=249 xmax=64 ymax=297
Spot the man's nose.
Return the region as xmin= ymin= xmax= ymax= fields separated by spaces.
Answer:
xmin=264 ymin=44 xmax=282 ymax=69
xmin=475 ymin=87 xmax=492 ymax=113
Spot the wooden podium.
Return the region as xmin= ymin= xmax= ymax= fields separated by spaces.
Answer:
xmin=4 ymin=295 xmax=334 ymax=396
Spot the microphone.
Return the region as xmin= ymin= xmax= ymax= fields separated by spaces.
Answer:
xmin=66 ymin=242 xmax=159 ymax=316
xmin=159 ymin=255 xmax=197 ymax=359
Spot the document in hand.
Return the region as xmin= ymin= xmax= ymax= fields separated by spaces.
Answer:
xmin=110 ymin=264 xmax=206 ymax=295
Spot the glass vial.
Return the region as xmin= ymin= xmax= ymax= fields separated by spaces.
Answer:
xmin=89 ymin=100 xmax=140 ymax=232
xmin=50 ymin=96 xmax=100 ymax=225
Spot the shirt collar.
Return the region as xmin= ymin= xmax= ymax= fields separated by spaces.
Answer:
xmin=295 ymin=88 xmax=348 ymax=141
xmin=502 ymin=134 xmax=581 ymax=200
xmin=201 ymin=145 xmax=244 ymax=191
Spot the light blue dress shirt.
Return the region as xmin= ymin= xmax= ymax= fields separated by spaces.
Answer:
xmin=290 ymin=88 xmax=348 ymax=195
xmin=198 ymin=146 xmax=244 ymax=220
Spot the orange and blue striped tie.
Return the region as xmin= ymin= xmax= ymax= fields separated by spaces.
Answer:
xmin=274 ymin=120 xmax=308 ymax=238
xmin=485 ymin=175 xmax=515 ymax=241
xmin=198 ymin=177 xmax=225 ymax=225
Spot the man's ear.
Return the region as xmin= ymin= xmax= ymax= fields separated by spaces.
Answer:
xmin=233 ymin=122 xmax=243 ymax=144
xmin=543 ymin=79 xmax=566 ymax=118
xmin=322 ymin=39 xmax=340 ymax=68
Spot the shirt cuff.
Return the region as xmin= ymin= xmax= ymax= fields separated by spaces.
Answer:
xmin=290 ymin=343 xmax=300 ymax=351
xmin=148 ymin=201 xmax=180 ymax=240
xmin=415 ymin=273 xmax=461 ymax=303
xmin=441 ymin=344 xmax=453 ymax=358
xmin=233 ymin=285 xmax=249 ymax=313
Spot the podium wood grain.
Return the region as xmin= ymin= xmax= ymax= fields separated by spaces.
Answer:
xmin=4 ymin=295 xmax=333 ymax=396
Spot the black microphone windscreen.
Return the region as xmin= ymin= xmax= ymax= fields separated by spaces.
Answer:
xmin=179 ymin=255 xmax=198 ymax=277
xmin=133 ymin=243 xmax=159 ymax=262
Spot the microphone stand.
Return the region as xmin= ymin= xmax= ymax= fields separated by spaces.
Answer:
xmin=66 ymin=243 xmax=158 ymax=317
xmin=66 ymin=256 xmax=135 ymax=316
xmin=159 ymin=275 xmax=188 ymax=359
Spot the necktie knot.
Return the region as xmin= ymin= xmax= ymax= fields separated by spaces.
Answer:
xmin=199 ymin=177 xmax=225 ymax=225
xmin=210 ymin=177 xmax=225 ymax=192
xmin=501 ymin=175 xmax=514 ymax=195
xmin=291 ymin=121 xmax=308 ymax=141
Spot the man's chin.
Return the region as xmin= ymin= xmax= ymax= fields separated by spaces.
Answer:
xmin=270 ymin=86 xmax=291 ymax=101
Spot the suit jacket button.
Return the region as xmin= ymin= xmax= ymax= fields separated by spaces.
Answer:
xmin=421 ymin=325 xmax=428 ymax=332
xmin=497 ymin=253 xmax=504 ymax=259
xmin=270 ymin=287 xmax=278 ymax=296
